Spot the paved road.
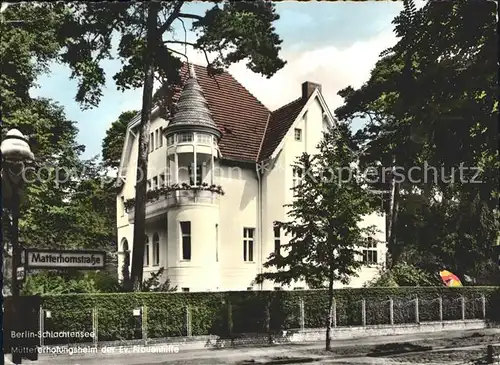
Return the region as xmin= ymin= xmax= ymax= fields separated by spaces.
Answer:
xmin=5 ymin=328 xmax=499 ymax=365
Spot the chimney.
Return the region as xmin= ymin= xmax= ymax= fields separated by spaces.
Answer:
xmin=302 ymin=81 xmax=321 ymax=100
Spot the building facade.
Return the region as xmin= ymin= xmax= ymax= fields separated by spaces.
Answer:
xmin=116 ymin=64 xmax=387 ymax=292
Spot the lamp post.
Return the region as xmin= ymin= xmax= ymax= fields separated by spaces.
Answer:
xmin=1 ymin=129 xmax=33 ymax=364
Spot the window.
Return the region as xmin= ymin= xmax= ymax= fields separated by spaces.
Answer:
xmin=159 ymin=127 xmax=163 ymax=147
xmin=294 ymin=128 xmax=302 ymax=141
xmin=274 ymin=226 xmax=280 ymax=255
xmin=154 ymin=129 xmax=159 ymax=149
xmin=243 ymin=228 xmax=255 ymax=262
xmin=215 ymin=224 xmax=219 ymax=262
xmin=188 ymin=165 xmax=202 ymax=186
xmin=144 ymin=236 xmax=150 ymax=267
xmin=182 ymin=288 xmax=190 ymax=292
xmin=152 ymin=233 xmax=160 ymax=266
xmin=147 ymin=179 xmax=152 ymax=190
xmin=167 ymin=135 xmax=175 ymax=145
xmin=197 ymin=133 xmax=212 ymax=144
xmin=179 ymin=132 xmax=193 ymax=143
xmin=292 ymin=167 xmax=303 ymax=190
xmin=121 ymin=239 xmax=130 ymax=276
xmin=159 ymin=173 xmax=165 ymax=188
xmin=120 ymin=196 xmax=125 ymax=216
xmin=362 ymin=239 xmax=378 ymax=265
xmin=152 ymin=176 xmax=158 ymax=190
xmin=149 ymin=132 xmax=154 ymax=152
xmin=180 ymin=221 xmax=191 ymax=260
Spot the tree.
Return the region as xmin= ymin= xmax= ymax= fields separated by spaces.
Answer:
xmin=60 ymin=1 xmax=286 ymax=291
xmin=1 ymin=3 xmax=121 ymax=292
xmin=102 ymin=110 xmax=138 ymax=170
xmin=335 ymin=0 xmax=498 ymax=277
xmin=1 ymin=3 xmax=87 ymax=291
xmin=255 ymin=125 xmax=377 ymax=351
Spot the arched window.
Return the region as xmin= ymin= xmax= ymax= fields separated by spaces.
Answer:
xmin=144 ymin=235 xmax=150 ymax=266
xmin=120 ymin=238 xmax=130 ymax=281
xmin=152 ymin=233 xmax=160 ymax=266
xmin=121 ymin=238 xmax=129 ymax=252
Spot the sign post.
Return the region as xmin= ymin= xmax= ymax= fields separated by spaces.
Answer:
xmin=24 ymin=249 xmax=106 ymax=270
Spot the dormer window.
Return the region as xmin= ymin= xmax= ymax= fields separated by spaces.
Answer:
xmin=294 ymin=128 xmax=302 ymax=141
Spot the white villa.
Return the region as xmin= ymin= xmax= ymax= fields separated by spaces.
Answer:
xmin=116 ymin=63 xmax=387 ymax=292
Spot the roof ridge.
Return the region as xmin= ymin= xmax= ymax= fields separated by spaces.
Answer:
xmin=271 ymin=97 xmax=304 ymax=114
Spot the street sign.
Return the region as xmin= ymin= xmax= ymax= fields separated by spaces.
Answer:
xmin=25 ymin=249 xmax=106 ymax=269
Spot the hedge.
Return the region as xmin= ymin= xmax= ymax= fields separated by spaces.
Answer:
xmin=40 ymin=286 xmax=499 ymax=344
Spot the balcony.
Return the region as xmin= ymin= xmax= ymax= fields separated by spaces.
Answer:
xmin=126 ymin=185 xmax=223 ymax=221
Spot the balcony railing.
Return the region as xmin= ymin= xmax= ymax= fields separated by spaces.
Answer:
xmin=127 ymin=187 xmax=221 ymax=221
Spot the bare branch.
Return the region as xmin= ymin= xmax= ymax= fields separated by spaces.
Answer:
xmin=166 ymin=47 xmax=189 ymax=62
xmin=157 ymin=1 xmax=184 ymax=36
xmin=178 ymin=16 xmax=187 ymax=56
xmin=178 ymin=13 xmax=203 ymax=21
xmin=163 ymin=40 xmax=196 ymax=47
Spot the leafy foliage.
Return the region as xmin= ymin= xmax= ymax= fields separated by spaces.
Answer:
xmin=366 ymin=262 xmax=442 ymax=287
xmin=102 ymin=110 xmax=138 ymax=169
xmin=256 ymin=126 xmax=377 ymax=287
xmin=1 ymin=3 xmax=117 ymax=292
xmin=142 ymin=267 xmax=177 ymax=292
xmin=256 ymin=125 xmax=378 ymax=349
xmin=335 ymin=0 xmax=499 ymax=280
xmin=38 ymin=286 xmax=498 ymax=343
xmin=21 ymin=270 xmax=120 ymax=295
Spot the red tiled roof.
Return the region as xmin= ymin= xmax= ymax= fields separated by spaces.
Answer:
xmin=169 ymin=63 xmax=307 ymax=163
xmin=258 ymin=97 xmax=307 ymax=161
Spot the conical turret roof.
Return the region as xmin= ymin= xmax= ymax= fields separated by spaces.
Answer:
xmin=165 ymin=65 xmax=221 ymax=137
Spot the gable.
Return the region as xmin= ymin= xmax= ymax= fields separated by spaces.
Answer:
xmin=259 ymin=89 xmax=336 ymax=162
xmin=258 ymin=98 xmax=307 ymax=161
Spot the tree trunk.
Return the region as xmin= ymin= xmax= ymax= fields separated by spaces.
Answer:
xmin=128 ymin=4 xmax=159 ymax=292
xmin=387 ymin=155 xmax=401 ymax=267
xmin=325 ymin=275 xmax=334 ymax=351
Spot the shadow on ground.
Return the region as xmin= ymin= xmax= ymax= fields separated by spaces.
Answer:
xmin=236 ymin=357 xmax=317 ymax=365
xmin=367 ymin=342 xmax=433 ymax=357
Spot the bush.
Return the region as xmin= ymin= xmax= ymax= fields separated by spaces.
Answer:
xmin=39 ymin=286 xmax=498 ymax=343
xmin=21 ymin=270 xmax=120 ymax=295
xmin=366 ymin=262 xmax=441 ymax=287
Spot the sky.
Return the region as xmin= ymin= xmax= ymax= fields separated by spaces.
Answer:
xmin=29 ymin=1 xmax=426 ymax=160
